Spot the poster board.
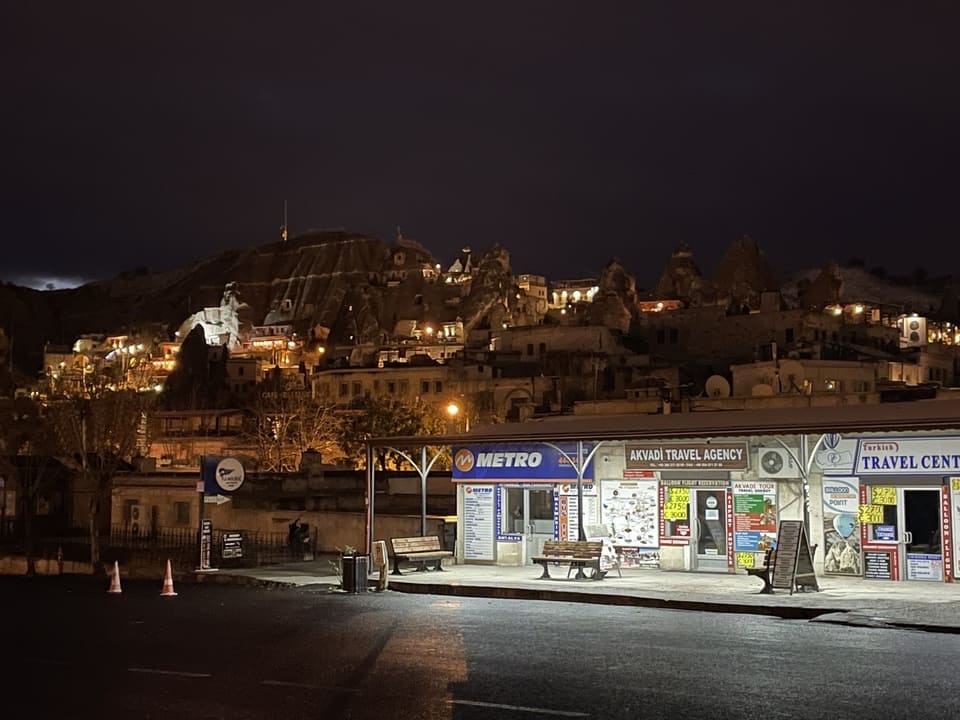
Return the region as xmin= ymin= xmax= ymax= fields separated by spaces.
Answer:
xmin=772 ymin=520 xmax=819 ymax=594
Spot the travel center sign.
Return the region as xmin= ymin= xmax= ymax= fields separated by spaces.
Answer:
xmin=855 ymin=437 xmax=960 ymax=475
xmin=626 ymin=442 xmax=749 ymax=471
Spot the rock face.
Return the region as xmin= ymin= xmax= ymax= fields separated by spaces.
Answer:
xmin=655 ymin=243 xmax=707 ymax=305
xmin=588 ymin=258 xmax=638 ymax=331
xmin=711 ymin=235 xmax=779 ymax=310
xmin=1 ymin=230 xmax=524 ymax=374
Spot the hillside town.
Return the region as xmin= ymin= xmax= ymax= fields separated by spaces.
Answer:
xmin=2 ymin=229 xmax=960 ymax=586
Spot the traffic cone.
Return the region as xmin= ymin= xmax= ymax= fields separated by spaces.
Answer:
xmin=107 ymin=561 xmax=122 ymax=594
xmin=160 ymin=559 xmax=178 ymax=597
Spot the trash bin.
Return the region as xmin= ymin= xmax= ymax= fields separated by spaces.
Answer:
xmin=341 ymin=554 xmax=369 ymax=593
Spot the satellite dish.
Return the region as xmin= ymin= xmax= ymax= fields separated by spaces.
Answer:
xmin=778 ymin=360 xmax=805 ymax=392
xmin=705 ymin=375 xmax=731 ymax=398
xmin=751 ymin=383 xmax=774 ymax=397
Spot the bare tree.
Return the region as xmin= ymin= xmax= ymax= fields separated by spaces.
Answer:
xmin=48 ymin=389 xmax=152 ymax=573
xmin=0 ymin=397 xmax=59 ymax=574
xmin=243 ymin=373 xmax=343 ymax=471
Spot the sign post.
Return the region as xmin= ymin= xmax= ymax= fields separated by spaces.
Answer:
xmin=197 ymin=455 xmax=246 ymax=572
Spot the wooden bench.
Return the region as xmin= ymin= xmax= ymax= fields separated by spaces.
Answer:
xmin=531 ymin=540 xmax=604 ymax=580
xmin=389 ymin=536 xmax=453 ymax=576
xmin=744 ymin=548 xmax=776 ymax=594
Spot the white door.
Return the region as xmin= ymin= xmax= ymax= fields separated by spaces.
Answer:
xmin=501 ymin=486 xmax=556 ymax=563
xmin=693 ymin=489 xmax=728 ymax=572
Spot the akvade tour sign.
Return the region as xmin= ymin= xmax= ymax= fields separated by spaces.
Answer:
xmin=854 ymin=437 xmax=960 ymax=474
xmin=625 ymin=442 xmax=749 ymax=471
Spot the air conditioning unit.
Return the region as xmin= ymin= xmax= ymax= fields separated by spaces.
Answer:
xmin=757 ymin=448 xmax=801 ymax=479
xmin=130 ymin=504 xmax=152 ymax=536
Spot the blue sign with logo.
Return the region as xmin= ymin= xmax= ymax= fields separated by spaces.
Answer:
xmin=452 ymin=443 xmax=593 ymax=481
xmin=201 ymin=455 xmax=246 ymax=495
xmin=873 ymin=524 xmax=896 ymax=541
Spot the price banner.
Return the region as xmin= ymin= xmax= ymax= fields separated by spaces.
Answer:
xmin=662 ymin=501 xmax=688 ymax=520
xmin=736 ymin=551 xmax=755 ymax=568
xmin=667 ymin=487 xmax=689 ymax=503
xmin=871 ymin=486 xmax=897 ymax=505
xmin=857 ymin=504 xmax=884 ymax=523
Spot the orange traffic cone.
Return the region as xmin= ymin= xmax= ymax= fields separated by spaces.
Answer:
xmin=108 ymin=561 xmax=122 ymax=594
xmin=160 ymin=559 xmax=177 ymax=597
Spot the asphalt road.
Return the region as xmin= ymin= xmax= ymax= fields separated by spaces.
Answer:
xmin=4 ymin=575 xmax=959 ymax=720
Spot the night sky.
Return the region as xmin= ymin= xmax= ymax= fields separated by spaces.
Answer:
xmin=3 ymin=3 xmax=959 ymax=291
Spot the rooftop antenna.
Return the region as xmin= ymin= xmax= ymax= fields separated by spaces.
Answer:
xmin=281 ymin=200 xmax=288 ymax=242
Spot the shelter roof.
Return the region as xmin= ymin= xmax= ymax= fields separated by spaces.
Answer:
xmin=369 ymin=398 xmax=960 ymax=448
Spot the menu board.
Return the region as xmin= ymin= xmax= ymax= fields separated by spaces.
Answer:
xmin=864 ymin=550 xmax=893 ymax=580
xmin=772 ymin=520 xmax=818 ymax=592
xmin=462 ymin=485 xmax=495 ymax=560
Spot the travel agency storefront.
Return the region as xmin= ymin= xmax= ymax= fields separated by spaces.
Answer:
xmin=451 ymin=437 xmax=806 ymax=574
xmin=814 ymin=432 xmax=960 ymax=583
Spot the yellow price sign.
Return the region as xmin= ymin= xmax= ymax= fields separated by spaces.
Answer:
xmin=871 ymin=485 xmax=896 ymax=505
xmin=857 ymin=504 xmax=884 ymax=524
xmin=667 ymin=487 xmax=690 ymax=503
xmin=951 ymin=477 xmax=960 ymax=491
xmin=662 ymin=501 xmax=688 ymax=520
xmin=736 ymin=552 xmax=755 ymax=569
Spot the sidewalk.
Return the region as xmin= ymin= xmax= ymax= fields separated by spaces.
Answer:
xmin=204 ymin=557 xmax=960 ymax=634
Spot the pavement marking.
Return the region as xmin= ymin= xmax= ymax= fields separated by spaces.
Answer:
xmin=448 ymin=699 xmax=589 ymax=717
xmin=261 ymin=680 xmax=362 ymax=693
xmin=128 ymin=667 xmax=211 ymax=678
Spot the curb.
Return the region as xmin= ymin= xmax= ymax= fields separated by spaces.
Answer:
xmin=386 ymin=580 xmax=847 ymax=620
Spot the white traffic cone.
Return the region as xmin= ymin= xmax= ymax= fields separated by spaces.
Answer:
xmin=108 ymin=561 xmax=122 ymax=594
xmin=160 ymin=559 xmax=178 ymax=597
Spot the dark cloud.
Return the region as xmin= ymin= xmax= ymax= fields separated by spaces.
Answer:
xmin=2 ymin=2 xmax=958 ymax=289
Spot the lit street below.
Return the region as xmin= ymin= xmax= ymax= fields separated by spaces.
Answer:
xmin=5 ymin=576 xmax=960 ymax=719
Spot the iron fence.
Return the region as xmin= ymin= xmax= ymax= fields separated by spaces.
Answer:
xmin=8 ymin=525 xmax=317 ymax=570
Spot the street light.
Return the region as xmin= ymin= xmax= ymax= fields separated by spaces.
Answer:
xmin=446 ymin=401 xmax=460 ymax=428
xmin=446 ymin=401 xmax=469 ymax=432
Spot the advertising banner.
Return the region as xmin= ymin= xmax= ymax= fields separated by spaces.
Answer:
xmin=821 ymin=477 xmax=862 ymax=576
xmin=462 ymin=485 xmax=495 ymax=560
xmin=557 ymin=483 xmax=598 ymax=541
xmin=732 ymin=480 xmax=777 ymax=555
xmin=600 ymin=479 xmax=658 ymax=547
